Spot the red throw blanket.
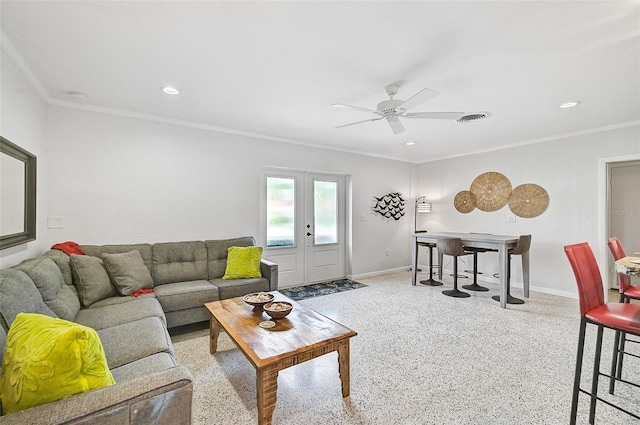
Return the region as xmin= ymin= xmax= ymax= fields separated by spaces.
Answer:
xmin=130 ymin=288 xmax=154 ymax=297
xmin=51 ymin=241 xmax=86 ymax=256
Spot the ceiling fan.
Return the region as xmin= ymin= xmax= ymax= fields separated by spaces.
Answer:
xmin=332 ymin=84 xmax=465 ymax=135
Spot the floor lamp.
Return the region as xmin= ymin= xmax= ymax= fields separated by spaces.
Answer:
xmin=415 ymin=196 xmax=432 ymax=231
xmin=415 ymin=197 xmax=441 ymax=285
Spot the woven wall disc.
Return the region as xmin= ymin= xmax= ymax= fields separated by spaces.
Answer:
xmin=508 ymin=183 xmax=549 ymax=218
xmin=454 ymin=190 xmax=477 ymax=214
xmin=470 ymin=171 xmax=512 ymax=212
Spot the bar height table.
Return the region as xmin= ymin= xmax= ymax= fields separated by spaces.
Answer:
xmin=411 ymin=232 xmax=529 ymax=308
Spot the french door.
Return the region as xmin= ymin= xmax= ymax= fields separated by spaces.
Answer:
xmin=261 ymin=169 xmax=346 ymax=288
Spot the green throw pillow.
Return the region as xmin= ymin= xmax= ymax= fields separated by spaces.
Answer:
xmin=0 ymin=313 xmax=115 ymax=415
xmin=222 ymin=246 xmax=263 ymax=280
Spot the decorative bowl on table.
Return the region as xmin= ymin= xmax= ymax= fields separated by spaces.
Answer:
xmin=263 ymin=301 xmax=293 ymax=319
xmin=243 ymin=292 xmax=275 ymax=310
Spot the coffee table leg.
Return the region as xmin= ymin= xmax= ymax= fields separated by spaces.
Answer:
xmin=257 ymin=366 xmax=279 ymax=425
xmin=337 ymin=339 xmax=351 ymax=398
xmin=210 ymin=317 xmax=220 ymax=354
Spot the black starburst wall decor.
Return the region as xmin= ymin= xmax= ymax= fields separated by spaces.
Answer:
xmin=372 ymin=192 xmax=405 ymax=220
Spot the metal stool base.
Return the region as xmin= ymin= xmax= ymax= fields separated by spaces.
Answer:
xmin=443 ymin=288 xmax=470 ymax=298
xmin=462 ymin=283 xmax=489 ymax=292
xmin=492 ymin=294 xmax=525 ymax=304
xmin=420 ymin=278 xmax=443 ymax=286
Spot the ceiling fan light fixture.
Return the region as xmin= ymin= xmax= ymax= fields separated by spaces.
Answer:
xmin=457 ymin=113 xmax=489 ymax=123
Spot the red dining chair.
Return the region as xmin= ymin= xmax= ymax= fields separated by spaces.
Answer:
xmin=607 ymin=237 xmax=640 ymax=394
xmin=564 ymin=242 xmax=640 ymax=424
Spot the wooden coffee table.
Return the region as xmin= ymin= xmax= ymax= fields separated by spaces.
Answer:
xmin=205 ymin=291 xmax=357 ymax=425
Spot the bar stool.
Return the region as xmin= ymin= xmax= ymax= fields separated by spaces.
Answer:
xmin=417 ymin=241 xmax=442 ymax=286
xmin=491 ymin=234 xmax=531 ymax=305
xmin=438 ymin=238 xmax=472 ymax=298
xmin=607 ymin=237 xmax=640 ymax=394
xmin=462 ymin=247 xmax=490 ymax=292
xmin=564 ymin=242 xmax=640 ymax=424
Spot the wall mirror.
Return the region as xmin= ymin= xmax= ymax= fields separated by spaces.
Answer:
xmin=1 ymin=136 xmax=36 ymax=249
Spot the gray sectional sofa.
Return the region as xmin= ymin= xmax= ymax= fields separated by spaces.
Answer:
xmin=0 ymin=236 xmax=278 ymax=424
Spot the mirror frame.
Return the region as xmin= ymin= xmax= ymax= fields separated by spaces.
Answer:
xmin=0 ymin=136 xmax=37 ymax=250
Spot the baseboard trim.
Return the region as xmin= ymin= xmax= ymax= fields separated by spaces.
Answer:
xmin=352 ymin=266 xmax=578 ymax=300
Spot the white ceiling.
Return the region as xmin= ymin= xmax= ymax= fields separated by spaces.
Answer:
xmin=2 ymin=1 xmax=639 ymax=163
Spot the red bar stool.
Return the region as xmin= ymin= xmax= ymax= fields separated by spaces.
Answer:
xmin=564 ymin=242 xmax=640 ymax=424
xmin=607 ymin=237 xmax=640 ymax=394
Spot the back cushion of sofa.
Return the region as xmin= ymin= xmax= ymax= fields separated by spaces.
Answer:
xmin=152 ymin=241 xmax=207 ymax=285
xmin=43 ymin=249 xmax=74 ymax=287
xmin=82 ymin=244 xmax=153 ymax=275
xmin=205 ymin=236 xmax=256 ymax=279
xmin=0 ymin=269 xmax=56 ymax=329
xmin=14 ymin=257 xmax=81 ymax=321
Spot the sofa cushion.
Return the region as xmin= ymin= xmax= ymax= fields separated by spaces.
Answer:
xmin=97 ymin=317 xmax=173 ymax=369
xmin=222 ymin=246 xmax=263 ymax=280
xmin=82 ymin=244 xmax=153 ymax=275
xmin=70 ymin=255 xmax=118 ymax=307
xmin=154 ymin=280 xmax=219 ymax=312
xmin=152 ymin=241 xmax=207 ymax=285
xmin=14 ymin=256 xmax=81 ymax=321
xmin=43 ymin=249 xmax=74 ymax=286
xmin=0 ymin=324 xmax=6 ymax=367
xmin=0 ymin=313 xmax=114 ymax=415
xmin=75 ymin=297 xmax=167 ymax=329
xmin=101 ymin=250 xmax=153 ymax=296
xmin=0 ymin=269 xmax=56 ymax=329
xmin=110 ymin=352 xmax=177 ymax=384
xmin=205 ymin=236 xmax=256 ymax=279
xmin=211 ymin=277 xmax=270 ymax=300
xmin=89 ymin=292 xmax=156 ymax=308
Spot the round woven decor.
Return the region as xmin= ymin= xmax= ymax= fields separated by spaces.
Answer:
xmin=454 ymin=190 xmax=477 ymax=214
xmin=470 ymin=171 xmax=512 ymax=212
xmin=508 ymin=183 xmax=549 ymax=218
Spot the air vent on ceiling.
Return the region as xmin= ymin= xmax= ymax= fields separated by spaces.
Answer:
xmin=457 ymin=113 xmax=489 ymax=123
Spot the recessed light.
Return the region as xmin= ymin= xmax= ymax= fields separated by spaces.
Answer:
xmin=162 ymin=86 xmax=180 ymax=95
xmin=405 ymin=141 xmax=416 ymax=146
xmin=560 ymin=101 xmax=580 ymax=108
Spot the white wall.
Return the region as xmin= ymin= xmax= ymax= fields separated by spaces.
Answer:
xmin=0 ymin=49 xmax=49 ymax=267
xmin=416 ymin=124 xmax=640 ymax=297
xmin=45 ymin=106 xmax=412 ymax=277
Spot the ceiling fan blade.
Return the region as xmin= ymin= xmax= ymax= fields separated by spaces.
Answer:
xmin=385 ymin=115 xmax=406 ymax=135
xmin=396 ymin=88 xmax=440 ymax=112
xmin=334 ymin=116 xmax=384 ymax=129
xmin=332 ymin=103 xmax=378 ymax=115
xmin=403 ymin=111 xmax=465 ymax=120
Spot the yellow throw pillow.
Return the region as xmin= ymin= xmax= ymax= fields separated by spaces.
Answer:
xmin=222 ymin=246 xmax=263 ymax=280
xmin=0 ymin=313 xmax=115 ymax=415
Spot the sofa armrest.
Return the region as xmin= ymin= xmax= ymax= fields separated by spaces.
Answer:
xmin=260 ymin=259 xmax=278 ymax=291
xmin=0 ymin=366 xmax=193 ymax=425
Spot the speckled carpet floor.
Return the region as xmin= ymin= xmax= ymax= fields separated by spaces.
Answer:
xmin=172 ymin=272 xmax=640 ymax=424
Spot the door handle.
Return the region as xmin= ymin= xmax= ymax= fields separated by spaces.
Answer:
xmin=307 ymin=232 xmax=313 ymax=236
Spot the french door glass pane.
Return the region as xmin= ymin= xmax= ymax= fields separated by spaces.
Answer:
xmin=266 ymin=177 xmax=295 ymax=247
xmin=314 ymin=180 xmax=337 ymax=245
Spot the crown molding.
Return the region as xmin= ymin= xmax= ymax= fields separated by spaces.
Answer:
xmin=1 ymin=30 xmax=51 ymax=103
